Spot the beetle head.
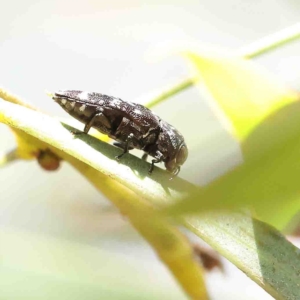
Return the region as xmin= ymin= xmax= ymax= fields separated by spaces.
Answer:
xmin=165 ymin=143 xmax=188 ymax=175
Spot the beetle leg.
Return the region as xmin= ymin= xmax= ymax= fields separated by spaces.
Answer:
xmin=83 ymin=110 xmax=110 ymax=134
xmin=148 ymin=153 xmax=163 ymax=174
xmin=115 ymin=133 xmax=134 ymax=160
xmin=174 ymin=166 xmax=180 ymax=176
xmin=113 ymin=141 xmax=134 ymax=151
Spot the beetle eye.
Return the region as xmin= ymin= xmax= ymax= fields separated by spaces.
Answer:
xmin=176 ymin=144 xmax=188 ymax=165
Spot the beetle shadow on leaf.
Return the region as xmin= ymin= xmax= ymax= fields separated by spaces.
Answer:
xmin=61 ymin=123 xmax=194 ymax=195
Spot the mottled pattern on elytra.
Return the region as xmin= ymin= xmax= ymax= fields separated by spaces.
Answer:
xmin=53 ymin=90 xmax=188 ymax=174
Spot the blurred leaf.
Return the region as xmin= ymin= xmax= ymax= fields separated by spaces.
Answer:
xmin=0 ymin=87 xmax=37 ymax=110
xmin=66 ymin=154 xmax=208 ymax=300
xmin=0 ymin=228 xmax=186 ymax=300
xmin=166 ymin=52 xmax=300 ymax=228
xmin=186 ymin=52 xmax=299 ymax=142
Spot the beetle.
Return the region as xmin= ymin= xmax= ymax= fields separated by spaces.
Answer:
xmin=52 ymin=90 xmax=188 ymax=176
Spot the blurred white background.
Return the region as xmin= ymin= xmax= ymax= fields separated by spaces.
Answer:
xmin=1 ymin=0 xmax=300 ymax=299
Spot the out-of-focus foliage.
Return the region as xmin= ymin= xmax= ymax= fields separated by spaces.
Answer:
xmin=168 ymin=52 xmax=300 ymax=229
xmin=1 ymin=81 xmax=300 ymax=299
xmin=186 ymin=52 xmax=299 ymax=142
xmin=0 ymin=227 xmax=185 ymax=300
xmin=1 ymin=26 xmax=300 ymax=300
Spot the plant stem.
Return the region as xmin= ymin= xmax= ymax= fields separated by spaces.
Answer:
xmin=238 ymin=22 xmax=300 ymax=58
xmin=145 ymin=23 xmax=300 ymax=108
xmin=146 ymin=78 xmax=194 ymax=109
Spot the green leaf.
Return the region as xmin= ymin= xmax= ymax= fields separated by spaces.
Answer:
xmin=182 ymin=212 xmax=300 ymax=300
xmin=186 ymin=52 xmax=299 ymax=142
xmin=166 ymin=52 xmax=300 ymax=228
xmin=0 ymin=97 xmax=299 ymax=299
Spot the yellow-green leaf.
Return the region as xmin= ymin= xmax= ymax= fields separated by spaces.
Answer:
xmin=167 ymin=52 xmax=300 ymax=228
xmin=186 ymin=52 xmax=299 ymax=142
xmin=1 ymin=94 xmax=299 ymax=299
